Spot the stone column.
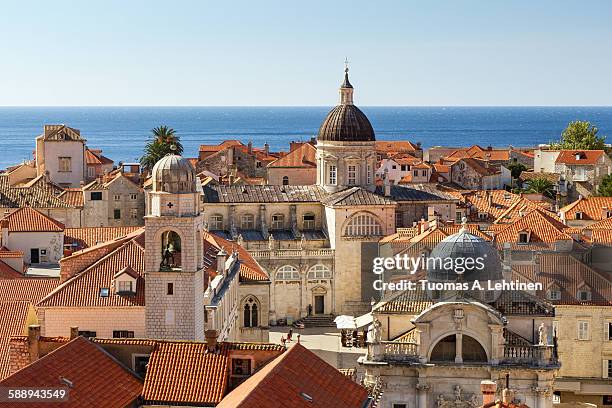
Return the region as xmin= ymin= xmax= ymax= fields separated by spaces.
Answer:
xmin=533 ymin=387 xmax=549 ymax=408
xmin=229 ymin=205 xmax=237 ymax=238
xmin=416 ymin=382 xmax=430 ymax=408
xmin=455 ymin=333 xmax=463 ymax=363
xmin=290 ymin=205 xmax=300 ymax=238
xmin=259 ymin=204 xmax=269 ymax=239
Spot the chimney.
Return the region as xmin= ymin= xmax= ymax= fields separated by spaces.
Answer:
xmin=602 ymin=206 xmax=609 ymax=219
xmin=27 ymin=325 xmax=41 ymax=363
xmin=205 ymin=329 xmax=218 ymax=352
xmin=502 ymin=373 xmax=514 ymax=404
xmin=216 ymin=248 xmax=228 ymax=274
xmin=427 ymin=206 xmax=436 ymax=222
xmin=480 ymin=380 xmax=497 ymax=407
xmin=486 ymin=191 xmax=493 ymax=207
xmin=247 ymin=141 xmax=253 ymax=154
xmin=264 ymin=143 xmax=269 ymax=155
xmin=70 ymin=326 xmax=79 ymax=340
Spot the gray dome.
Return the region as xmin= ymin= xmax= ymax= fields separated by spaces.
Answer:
xmin=151 ymin=154 xmax=196 ymax=193
xmin=317 ymin=105 xmax=376 ymax=142
xmin=427 ymin=228 xmax=503 ymax=283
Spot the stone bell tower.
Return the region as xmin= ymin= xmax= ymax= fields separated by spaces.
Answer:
xmin=144 ymin=154 xmax=205 ymax=341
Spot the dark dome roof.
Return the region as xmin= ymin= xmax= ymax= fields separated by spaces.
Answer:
xmin=317 ymin=104 xmax=375 ymax=142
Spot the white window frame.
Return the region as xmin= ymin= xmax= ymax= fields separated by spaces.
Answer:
xmin=578 ymin=320 xmax=590 ymax=340
xmin=275 ymin=265 xmax=300 ymax=280
xmin=117 ymin=280 xmax=133 ymax=293
xmin=347 ymin=165 xmax=357 ymax=185
xmin=367 ymin=164 xmax=372 ymax=184
xmin=302 ymin=213 xmax=315 ymax=230
xmin=329 ymin=165 xmax=337 ymax=185
xmin=271 ymin=213 xmax=285 ymax=230
xmin=241 ymin=213 xmax=255 ymax=230
xmin=210 ymin=214 xmax=224 ymax=230
xmin=307 ymin=264 xmax=332 ymax=280
xmin=345 ymin=213 xmax=383 ymax=237
xmin=58 ymin=156 xmax=72 ymax=172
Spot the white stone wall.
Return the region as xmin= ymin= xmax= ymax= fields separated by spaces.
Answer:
xmin=3 ymin=231 xmax=64 ymax=264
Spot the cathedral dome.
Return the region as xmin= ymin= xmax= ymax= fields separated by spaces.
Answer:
xmin=427 ymin=222 xmax=503 ymax=283
xmin=317 ymin=67 xmax=375 ymax=143
xmin=151 ymin=154 xmax=197 ymax=194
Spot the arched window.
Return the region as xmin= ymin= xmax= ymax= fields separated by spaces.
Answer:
xmin=307 ymin=264 xmax=332 ymax=280
xmin=271 ymin=214 xmax=285 ymax=230
xmin=430 ymin=335 xmax=456 ymax=362
xmin=241 ymin=213 xmax=255 ymax=230
xmin=462 ymin=335 xmax=487 ymax=362
xmin=302 ymin=213 xmax=315 ymax=230
xmin=243 ymin=297 xmax=259 ymax=328
xmin=282 ymin=176 xmax=289 ymax=185
xmin=275 ymin=265 xmax=300 ymax=280
xmin=160 ymin=230 xmax=182 ymax=270
xmin=209 ymin=214 xmax=223 ymax=230
xmin=344 ymin=213 xmax=382 ymax=237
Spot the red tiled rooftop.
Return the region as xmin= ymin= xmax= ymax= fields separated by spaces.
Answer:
xmin=560 ymin=196 xmax=612 ymax=221
xmin=268 ymin=143 xmax=316 ymax=168
xmin=555 ymin=149 xmax=605 ymax=165
xmin=0 ymin=336 xmax=143 ymax=407
xmin=64 ymin=226 xmax=141 ymax=250
xmin=0 ymin=207 xmax=64 ymax=232
xmin=217 ymin=343 xmax=369 ymax=408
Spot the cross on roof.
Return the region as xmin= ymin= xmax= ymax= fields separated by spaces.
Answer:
xmin=344 ymin=57 xmax=350 ymax=72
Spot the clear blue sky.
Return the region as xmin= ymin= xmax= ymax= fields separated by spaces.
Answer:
xmin=1 ymin=0 xmax=611 ymax=106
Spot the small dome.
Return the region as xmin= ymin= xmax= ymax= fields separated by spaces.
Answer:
xmin=151 ymin=154 xmax=196 ymax=193
xmin=427 ymin=228 xmax=503 ymax=283
xmin=317 ymin=104 xmax=375 ymax=142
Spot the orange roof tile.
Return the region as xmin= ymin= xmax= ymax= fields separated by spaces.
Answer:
xmin=460 ymin=190 xmax=522 ymax=222
xmin=38 ymin=236 xmax=145 ymax=308
xmin=204 ymin=232 xmax=268 ymax=282
xmin=142 ymin=341 xmax=230 ymax=405
xmin=64 ymin=226 xmax=141 ymax=250
xmin=267 ymin=143 xmax=316 ymax=168
xmin=493 ymin=197 xmax=556 ymax=224
xmin=217 ymin=343 xmax=369 ymax=408
xmin=0 ymin=337 xmax=143 ymax=407
xmin=0 ymin=301 xmax=33 ymax=379
xmin=199 ymin=140 xmax=244 ymax=152
xmin=0 ymin=278 xmax=61 ymax=303
xmin=0 ymin=246 xmax=24 ymax=258
xmin=375 ymin=140 xmax=419 ymax=153
xmin=0 ymin=207 xmax=64 ymax=232
xmin=555 ymin=150 xmax=605 ymax=165
xmin=447 ymin=145 xmax=510 ymax=161
xmin=452 ymin=157 xmax=500 ymax=176
xmin=57 ymin=188 xmax=84 ymax=207
xmin=0 ymin=260 xmax=23 ymax=279
xmin=493 ymin=208 xmax=572 ymax=245
xmin=85 ymin=149 xmax=113 ymax=165
xmin=560 ymin=196 xmax=612 ymax=221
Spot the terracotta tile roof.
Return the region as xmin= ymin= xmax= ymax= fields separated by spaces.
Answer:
xmin=217 ymin=343 xmax=369 ymax=408
xmin=375 ymin=140 xmax=419 ymax=153
xmin=38 ymin=236 xmax=145 ymax=308
xmin=491 ymin=290 xmax=555 ymax=316
xmin=142 ymin=341 xmax=230 ymax=405
xmin=0 ymin=246 xmax=24 ymax=258
xmin=460 ymin=190 xmax=522 ymax=222
xmin=555 ymin=150 xmax=605 ymax=165
xmin=323 ymin=187 xmax=396 ymax=207
xmin=199 ymin=140 xmax=244 ymax=152
xmin=204 ymin=232 xmax=269 ymax=282
xmin=85 ymin=149 xmax=113 ymax=165
xmin=0 ymin=207 xmax=64 ymax=232
xmin=203 ymin=185 xmax=328 ymax=203
xmin=493 ymin=208 xmax=572 ymax=245
xmin=227 ymin=342 xmax=285 ymax=351
xmin=0 ymin=336 xmax=143 ymax=407
xmin=434 ymin=163 xmax=450 ymax=173
xmin=412 ymin=162 xmax=431 ymax=170
xmin=560 ymin=196 xmax=612 ymax=221
xmin=268 ymin=143 xmax=316 ymax=168
xmin=0 ymin=278 xmax=61 ymax=303
xmin=373 ymin=287 xmax=432 ymax=314
xmin=64 ymin=226 xmax=141 ymax=251
xmin=446 ymin=145 xmax=510 ymax=162
xmin=0 ymin=301 xmax=34 ymax=379
xmin=512 ymin=253 xmax=611 ymax=306
xmin=393 ymin=155 xmax=421 ymax=166
xmin=0 ymin=260 xmax=23 ymax=278
xmin=58 ymin=188 xmax=84 ymax=207
xmin=452 ymin=157 xmax=500 ymax=177
xmin=0 ymin=175 xmax=72 ymax=209
xmin=39 ymin=124 xmax=84 ymax=142
xmin=493 ymin=197 xmax=557 ymax=224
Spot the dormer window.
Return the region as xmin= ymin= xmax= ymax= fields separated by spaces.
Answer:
xmin=575 ymin=211 xmax=583 ymax=220
xmin=118 ymin=281 xmax=133 ymax=293
xmin=577 ymin=288 xmax=592 ymax=302
xmin=113 ymin=266 xmax=139 ymax=295
xmin=518 ymin=231 xmax=530 ymax=244
xmin=547 ymin=289 xmax=561 ymax=301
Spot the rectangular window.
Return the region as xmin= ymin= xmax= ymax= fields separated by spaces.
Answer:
xmin=117 ymin=281 xmax=133 ymax=293
xmin=391 ymin=165 xmax=397 ymax=169
xmin=578 ymin=320 xmax=590 ymax=340
xmin=114 ymin=194 xmax=121 ymax=201
xmin=130 ymin=208 xmax=138 ymax=219
xmin=167 ymin=283 xmax=174 ymax=295
xmin=329 ymin=165 xmax=337 ymax=185
xmin=271 ymin=214 xmax=284 ymax=230
xmin=210 ymin=215 xmax=224 ymax=230
xmin=99 ymin=287 xmax=109 ymax=297
xmin=87 ymin=166 xmax=95 ymax=178
xmin=413 ymin=170 xmax=418 ymax=177
xmin=608 ymin=322 xmax=612 ymax=340
xmin=608 ymin=360 xmax=612 ymax=378
xmin=552 ymin=320 xmax=559 ymax=337
xmin=576 ymin=212 xmax=583 ymax=220
xmin=114 ymin=209 xmax=121 ymax=220
xmin=303 ymin=214 xmax=315 ymax=230
xmin=130 ymin=193 xmax=138 ymax=200
xmin=113 ymin=330 xmax=135 ymax=338
xmin=78 ymin=330 xmax=97 ymax=337
xmin=393 ymin=404 xmax=408 ymax=408
xmin=348 ymin=165 xmax=357 ymax=185
xmin=58 ymin=157 xmax=71 ymax=172
xmin=134 ymin=355 xmax=149 ymax=377
xmin=90 ymin=191 xmax=102 ymax=201
xmin=401 ymin=165 xmax=407 ymax=171
xmin=395 ymin=212 xmax=402 ymax=227
xmin=367 ymin=164 xmax=372 ymax=184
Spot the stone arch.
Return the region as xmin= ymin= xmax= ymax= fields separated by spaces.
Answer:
xmin=155 ymin=227 xmax=186 ymax=271
xmin=242 ymin=295 xmax=261 ymax=328
xmin=342 ymin=211 xmax=384 ymax=237
xmin=307 ymin=264 xmax=332 ymax=280
xmin=275 ymin=265 xmax=300 ymax=281
xmin=428 ymin=331 xmax=490 ymax=363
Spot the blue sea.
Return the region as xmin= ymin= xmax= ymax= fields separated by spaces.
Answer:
xmin=0 ymin=107 xmax=611 ymax=169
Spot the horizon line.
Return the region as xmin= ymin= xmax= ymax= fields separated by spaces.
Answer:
xmin=1 ymin=105 xmax=612 ymax=109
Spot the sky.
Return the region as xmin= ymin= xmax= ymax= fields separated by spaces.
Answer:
xmin=1 ymin=0 xmax=611 ymax=106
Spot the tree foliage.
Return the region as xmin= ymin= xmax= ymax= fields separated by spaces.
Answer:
xmin=525 ymin=177 xmax=555 ymax=199
xmin=598 ymin=174 xmax=612 ymax=197
xmin=140 ymin=126 xmax=184 ymax=171
xmin=550 ymin=120 xmax=605 ymax=150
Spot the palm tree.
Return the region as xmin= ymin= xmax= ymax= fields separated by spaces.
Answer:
xmin=140 ymin=126 xmax=184 ymax=171
xmin=526 ymin=177 xmax=555 ymax=199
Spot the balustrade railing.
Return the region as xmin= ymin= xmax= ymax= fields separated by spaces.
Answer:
xmin=249 ymin=249 xmax=334 ymax=259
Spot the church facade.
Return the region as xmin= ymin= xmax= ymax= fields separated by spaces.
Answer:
xmin=202 ymin=68 xmax=458 ymax=324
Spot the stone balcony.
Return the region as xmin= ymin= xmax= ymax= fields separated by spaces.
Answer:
xmin=249 ymin=248 xmax=335 ymax=259
xmin=501 ymin=344 xmax=557 ymax=367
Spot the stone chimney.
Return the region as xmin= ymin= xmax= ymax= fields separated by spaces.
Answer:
xmin=486 ymin=191 xmax=493 ymax=207
xmin=27 ymin=325 xmax=41 ymax=363
xmin=264 ymin=143 xmax=270 ymax=155
xmin=247 ymin=141 xmax=253 ymax=155
xmin=70 ymin=326 xmax=79 ymax=340
xmin=502 ymin=373 xmax=514 ymax=404
xmin=216 ymin=249 xmax=228 ymax=274
xmin=480 ymin=380 xmax=497 ymax=406
xmin=603 ymin=207 xmax=609 ymax=219
xmin=205 ymin=329 xmax=218 ymax=353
